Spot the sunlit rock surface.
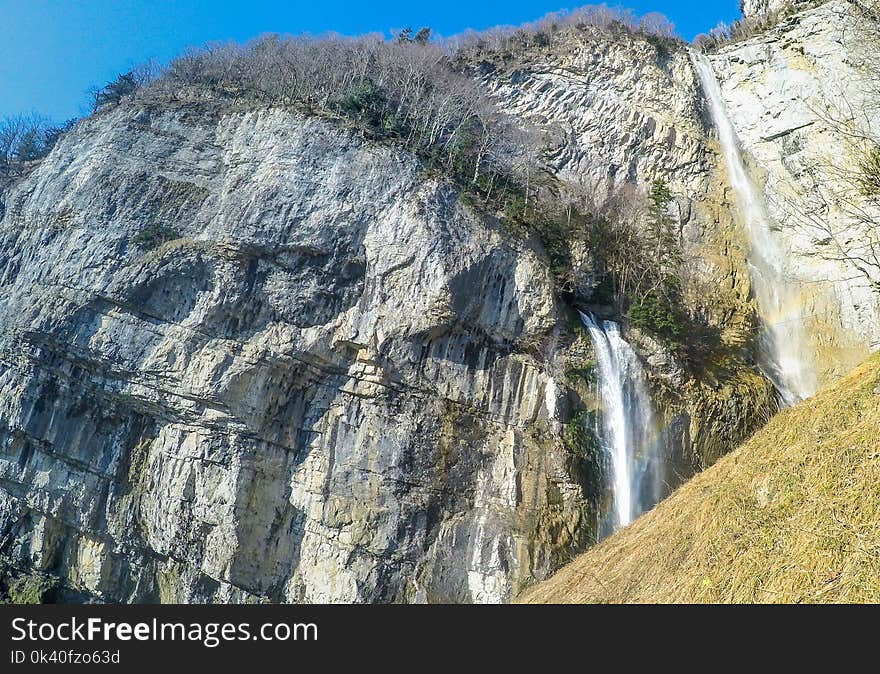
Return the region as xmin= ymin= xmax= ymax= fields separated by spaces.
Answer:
xmin=0 ymin=0 xmax=877 ymax=604
xmin=741 ymin=0 xmax=816 ymax=20
xmin=709 ymin=0 xmax=880 ymax=380
xmin=0 ymin=105 xmax=591 ymax=603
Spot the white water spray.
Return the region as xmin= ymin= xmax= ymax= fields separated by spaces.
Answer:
xmin=580 ymin=312 xmax=663 ymax=530
xmin=690 ymin=52 xmax=818 ymax=405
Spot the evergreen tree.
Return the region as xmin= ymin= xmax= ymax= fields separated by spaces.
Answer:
xmin=647 ymin=179 xmax=681 ymax=281
xmin=92 ymin=72 xmax=140 ymax=111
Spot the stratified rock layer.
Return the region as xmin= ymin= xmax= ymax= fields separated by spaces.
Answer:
xmin=0 ymin=0 xmax=877 ymax=604
xmin=0 ymin=105 xmax=590 ymax=603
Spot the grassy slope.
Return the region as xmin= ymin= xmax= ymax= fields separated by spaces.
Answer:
xmin=519 ymin=353 xmax=880 ymax=603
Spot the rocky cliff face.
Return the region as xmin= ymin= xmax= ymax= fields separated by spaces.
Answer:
xmin=709 ymin=0 xmax=880 ymax=380
xmin=481 ymin=36 xmax=712 ymax=197
xmin=0 ymin=104 xmax=593 ymax=603
xmin=741 ymin=0 xmax=815 ymax=19
xmin=0 ymin=0 xmax=876 ymax=604
xmin=480 ymin=28 xmax=779 ymax=469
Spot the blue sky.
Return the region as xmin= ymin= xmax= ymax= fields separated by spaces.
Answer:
xmin=0 ymin=1 xmax=742 ymax=122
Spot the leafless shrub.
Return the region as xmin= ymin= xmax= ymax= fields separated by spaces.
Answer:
xmin=780 ymin=0 xmax=880 ymax=295
xmin=148 ymin=33 xmax=547 ymax=201
xmin=450 ymin=4 xmax=681 ymax=61
xmin=0 ymin=114 xmax=73 ymax=176
xmin=97 ymin=62 xmax=161 ymax=110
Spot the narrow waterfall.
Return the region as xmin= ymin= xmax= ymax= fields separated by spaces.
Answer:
xmin=690 ymin=51 xmax=818 ymax=405
xmin=579 ymin=312 xmax=663 ymax=531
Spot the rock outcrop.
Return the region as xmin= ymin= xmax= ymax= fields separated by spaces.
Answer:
xmin=0 ymin=104 xmax=592 ymax=603
xmin=0 ymin=0 xmax=877 ymax=605
xmin=741 ymin=0 xmax=814 ymax=20
xmin=480 ymin=35 xmax=712 ymax=197
xmin=709 ymin=0 xmax=880 ymax=380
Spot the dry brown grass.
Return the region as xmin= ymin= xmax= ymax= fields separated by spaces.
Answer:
xmin=518 ymin=353 xmax=880 ymax=604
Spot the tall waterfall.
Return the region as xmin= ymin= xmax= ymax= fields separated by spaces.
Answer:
xmin=691 ymin=51 xmax=818 ymax=405
xmin=580 ymin=312 xmax=663 ymax=531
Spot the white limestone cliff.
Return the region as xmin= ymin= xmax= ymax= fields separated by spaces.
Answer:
xmin=0 ymin=0 xmax=878 ymax=604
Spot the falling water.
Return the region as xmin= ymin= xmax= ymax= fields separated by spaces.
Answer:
xmin=580 ymin=312 xmax=663 ymax=531
xmin=691 ymin=51 xmax=818 ymax=405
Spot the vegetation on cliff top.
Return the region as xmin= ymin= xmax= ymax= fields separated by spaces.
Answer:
xmin=0 ymin=115 xmax=75 ymax=178
xmin=694 ymin=0 xmax=829 ymax=52
xmin=136 ymin=6 xmax=681 ymax=206
xmin=518 ymin=351 xmax=880 ymax=603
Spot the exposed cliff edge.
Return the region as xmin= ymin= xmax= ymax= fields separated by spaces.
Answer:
xmin=0 ymin=0 xmax=878 ymax=604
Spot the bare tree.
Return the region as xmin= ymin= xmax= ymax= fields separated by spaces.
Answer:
xmin=781 ymin=0 xmax=880 ymax=294
xmin=0 ymin=113 xmax=60 ymax=175
xmin=639 ymin=13 xmax=677 ymax=39
xmin=0 ymin=116 xmax=28 ymax=168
